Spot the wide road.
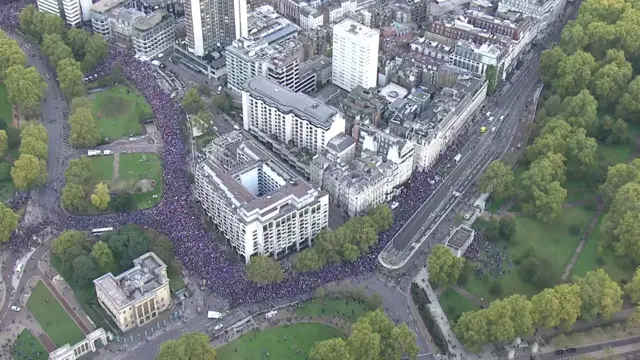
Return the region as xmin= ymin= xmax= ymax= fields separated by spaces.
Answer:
xmin=534 ymin=335 xmax=640 ymax=360
xmin=379 ymin=59 xmax=541 ymax=268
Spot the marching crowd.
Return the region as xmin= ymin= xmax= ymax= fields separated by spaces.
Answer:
xmin=1 ymin=0 xmax=475 ymax=305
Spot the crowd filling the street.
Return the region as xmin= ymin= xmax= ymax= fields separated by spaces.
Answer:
xmin=0 ymin=0 xmax=472 ymax=307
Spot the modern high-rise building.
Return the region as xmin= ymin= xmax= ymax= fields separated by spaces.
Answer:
xmin=184 ymin=0 xmax=248 ymax=56
xmin=132 ymin=10 xmax=176 ymax=60
xmin=37 ymin=0 xmax=89 ymax=27
xmin=331 ymin=19 xmax=380 ymax=92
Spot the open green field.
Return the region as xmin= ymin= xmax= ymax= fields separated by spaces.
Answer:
xmin=89 ymin=155 xmax=115 ymax=184
xmin=90 ymin=86 xmax=152 ymax=140
xmin=216 ymin=323 xmax=345 ymax=360
xmin=117 ymin=153 xmax=163 ymax=209
xmin=570 ymin=218 xmax=633 ymax=283
xmin=26 ymin=281 xmax=85 ymax=347
xmin=12 ymin=329 xmax=48 ymax=360
xmin=439 ymin=289 xmax=478 ymax=324
xmin=296 ymin=298 xmax=371 ymax=323
xmin=464 ymin=206 xmax=593 ymax=302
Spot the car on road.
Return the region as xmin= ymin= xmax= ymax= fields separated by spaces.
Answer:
xmin=554 ymin=350 xmax=564 ymax=355
xmin=10 ymin=306 xmax=20 ymax=312
xmin=214 ymin=324 xmax=224 ymax=331
xmin=566 ymin=348 xmax=576 ymax=353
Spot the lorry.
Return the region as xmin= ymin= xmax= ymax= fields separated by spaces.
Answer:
xmin=207 ymin=311 xmax=223 ymax=319
xmin=87 ymin=150 xmax=101 ymax=157
xmin=454 ymin=153 xmax=462 ymax=163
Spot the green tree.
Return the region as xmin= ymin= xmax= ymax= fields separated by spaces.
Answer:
xmin=574 ymin=269 xmax=623 ymax=320
xmin=368 ymin=204 xmax=393 ymax=232
xmin=246 ymin=255 xmax=285 ymax=285
xmin=427 ymin=244 xmax=465 ymax=287
xmin=0 ymin=163 xmax=10 ymax=181
xmin=182 ymin=88 xmax=204 ymax=114
xmin=485 ymin=298 xmax=516 ymax=343
xmin=485 ymin=65 xmax=497 ymax=95
xmin=42 ymin=34 xmax=73 ymax=68
xmin=212 ymin=93 xmax=232 ymax=113
xmin=519 ymin=153 xmax=567 ymax=223
xmin=292 ymin=249 xmax=325 ymax=272
xmin=566 ymin=128 xmax=598 ymax=174
xmin=617 ymin=75 xmax=640 ymax=123
xmin=553 ymin=50 xmax=596 ymax=98
xmin=310 ymin=338 xmax=352 ymax=360
xmin=599 ymin=160 xmax=640 ymax=203
xmin=628 ymin=306 xmax=640 ymax=327
xmin=92 ymin=241 xmax=117 ymax=274
xmin=190 ymin=110 xmax=213 ymax=133
xmin=341 ymin=243 xmax=360 ymax=262
xmin=4 ymin=65 xmax=46 ymax=118
xmin=20 ymin=122 xmax=48 ymax=144
xmin=0 ymin=203 xmax=19 ymax=243
xmin=540 ymin=47 xmax=567 ymax=87
xmin=156 ymin=332 xmax=216 ymax=360
xmin=11 ymin=154 xmax=47 ymax=190
xmin=57 ymin=58 xmax=86 ymax=100
xmin=0 ymin=130 xmax=7 ymax=158
xmin=348 ymin=322 xmax=381 ymax=360
xmin=111 ymin=193 xmax=134 ymax=212
xmin=65 ymin=156 xmax=92 ymax=185
xmin=562 ymin=90 xmax=598 ymax=130
xmin=498 ymin=215 xmax=517 ymax=241
xmin=65 ymin=28 xmax=90 ymax=59
xmin=52 ymin=230 xmax=88 ymax=257
xmin=18 ymin=5 xmax=38 ymax=39
xmin=503 ymin=294 xmax=534 ymax=337
xmin=603 ymin=182 xmax=640 ymax=261
xmin=560 ymin=22 xmax=588 ymax=54
xmin=554 ymin=283 xmax=582 ymax=329
xmin=71 ymin=255 xmax=100 ymax=287
xmin=19 ymin=137 xmax=48 ymax=160
xmin=60 ymin=245 xmax=88 ymax=275
xmin=32 ymin=12 xmax=66 ymax=42
xmin=70 ymin=97 xmax=93 ymax=114
xmin=69 ymin=107 xmax=101 ymax=148
xmin=454 ymin=310 xmax=488 ymax=352
xmin=91 ymin=182 xmax=110 ymax=210
xmin=102 ymin=225 xmax=150 ymax=270
xmin=61 ymin=183 xmax=86 ymax=212
xmin=530 ymin=285 xmax=562 ymax=329
xmin=0 ymin=33 xmax=26 ymax=79
xmin=82 ymin=35 xmax=108 ymax=72
xmin=589 ymin=53 xmax=633 ymax=109
xmin=477 ymin=160 xmax=514 ymax=200
xmin=625 ymin=268 xmax=640 ymax=304
xmin=612 ymin=211 xmax=640 ymax=263
xmin=585 ymin=21 xmax=618 ymax=59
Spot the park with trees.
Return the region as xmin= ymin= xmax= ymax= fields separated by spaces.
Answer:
xmin=437 ymin=0 xmax=640 ymax=352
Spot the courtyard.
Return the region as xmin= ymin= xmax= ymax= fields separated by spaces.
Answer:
xmin=89 ymin=85 xmax=153 ymax=141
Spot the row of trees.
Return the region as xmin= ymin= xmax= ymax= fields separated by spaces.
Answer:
xmin=69 ymin=97 xmax=101 ymax=148
xmin=12 ymin=122 xmax=49 ymax=190
xmin=309 ymin=309 xmax=419 ymax=360
xmin=292 ymin=205 xmax=393 ymax=272
xmin=53 ymin=225 xmax=183 ymax=288
xmin=454 ymin=268 xmax=629 ymax=351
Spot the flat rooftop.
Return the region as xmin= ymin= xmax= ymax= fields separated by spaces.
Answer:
xmin=94 ymin=252 xmax=167 ymax=310
xmin=244 ymin=76 xmax=339 ymax=130
xmin=446 ymin=226 xmax=474 ymax=250
xmin=334 ymin=19 xmax=379 ymax=38
xmin=133 ymin=9 xmax=170 ymax=31
xmin=91 ymin=0 xmax=128 ymax=14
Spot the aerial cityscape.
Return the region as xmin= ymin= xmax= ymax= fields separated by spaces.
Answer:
xmin=0 ymin=0 xmax=639 ymax=358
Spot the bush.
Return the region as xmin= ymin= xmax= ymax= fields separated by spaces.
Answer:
xmin=110 ymin=193 xmax=134 ymax=212
xmin=569 ymin=223 xmax=582 ymax=236
xmin=6 ymin=127 xmax=21 ymax=150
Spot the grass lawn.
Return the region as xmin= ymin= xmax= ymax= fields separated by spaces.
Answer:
xmin=12 ymin=329 xmax=48 ymax=360
xmin=438 ymin=289 xmax=479 ymax=324
xmin=0 ymin=83 xmax=12 ymax=124
xmin=570 ymin=218 xmax=634 ymax=284
xmin=26 ymin=281 xmax=85 ymax=347
xmin=90 ymin=85 xmax=152 ymax=140
xmin=216 ymin=323 xmax=345 ymax=360
xmin=117 ymin=153 xmax=163 ymax=209
xmin=169 ymin=275 xmax=185 ymax=293
xmin=296 ymin=298 xmax=371 ymax=323
xmin=463 ymin=206 xmax=593 ymax=302
xmin=196 ymin=132 xmax=217 ymax=150
xmin=89 ymin=155 xmax=115 ymax=184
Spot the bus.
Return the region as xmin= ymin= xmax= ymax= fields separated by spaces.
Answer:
xmin=91 ymin=227 xmax=114 ymax=236
xmin=480 ymin=127 xmax=487 ymax=133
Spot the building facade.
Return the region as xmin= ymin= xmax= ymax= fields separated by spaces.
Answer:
xmin=450 ymin=40 xmax=506 ymax=79
xmin=242 ymin=76 xmax=346 ymax=156
xmin=184 ymin=0 xmax=248 ymax=56
xmin=132 ymin=10 xmax=176 ymax=60
xmin=38 ymin=0 xmax=86 ymax=27
xmin=331 ymin=19 xmax=380 ymax=92
xmin=94 ymin=252 xmax=171 ymax=333
xmin=195 ymin=132 xmax=329 ymax=262
xmin=90 ymin=0 xmax=132 ymax=39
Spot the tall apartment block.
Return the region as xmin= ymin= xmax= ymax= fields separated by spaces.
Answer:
xmin=184 ymin=0 xmax=248 ymax=56
xmin=331 ymin=19 xmax=380 ymax=92
xmin=37 ymin=0 xmax=91 ymax=26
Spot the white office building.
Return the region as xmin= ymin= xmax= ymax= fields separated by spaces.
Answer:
xmin=498 ymin=0 xmax=566 ymax=24
xmin=185 ymin=0 xmax=248 ymax=56
xmin=38 ymin=0 xmax=87 ymax=27
xmin=331 ymin=19 xmax=380 ymax=92
xmin=450 ymin=40 xmax=507 ymax=80
xmin=131 ymin=10 xmax=176 ymax=60
xmin=196 ymin=132 xmax=329 ymax=262
xmin=242 ymin=76 xmax=346 ymax=156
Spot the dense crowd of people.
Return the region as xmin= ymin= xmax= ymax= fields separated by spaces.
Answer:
xmin=1 ymin=0 xmax=477 ymax=305
xmin=464 ymin=233 xmax=512 ymax=280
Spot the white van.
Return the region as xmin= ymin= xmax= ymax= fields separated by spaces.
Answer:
xmin=488 ymin=117 xmax=494 ymax=123
xmin=15 ymin=263 xmax=24 ymax=274
xmin=491 ymin=127 xmax=496 ymax=133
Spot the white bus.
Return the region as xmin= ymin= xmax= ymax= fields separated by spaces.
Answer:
xmin=87 ymin=150 xmax=101 ymax=156
xmin=207 ymin=311 xmax=223 ymax=319
xmin=91 ymin=227 xmax=114 ymax=236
